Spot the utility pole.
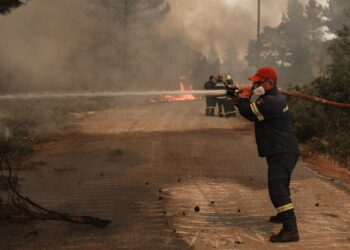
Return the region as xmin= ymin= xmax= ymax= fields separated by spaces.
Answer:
xmin=256 ymin=0 xmax=261 ymax=69
xmin=124 ymin=0 xmax=128 ymax=30
xmin=123 ymin=0 xmax=129 ymax=69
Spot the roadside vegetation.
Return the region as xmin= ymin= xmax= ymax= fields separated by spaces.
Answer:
xmin=245 ymin=0 xmax=350 ymax=169
xmin=288 ymin=25 xmax=350 ymax=168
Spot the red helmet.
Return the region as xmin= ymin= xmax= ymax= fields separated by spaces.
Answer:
xmin=248 ymin=66 xmax=277 ymax=82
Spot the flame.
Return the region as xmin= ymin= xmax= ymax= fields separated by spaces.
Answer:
xmin=162 ymin=74 xmax=200 ymax=102
xmin=162 ymin=83 xmax=198 ymax=102
xmin=149 ymin=73 xmax=201 ymax=103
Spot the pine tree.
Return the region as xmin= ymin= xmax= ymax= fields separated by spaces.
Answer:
xmin=222 ymin=38 xmax=239 ymax=74
xmin=305 ymin=0 xmax=327 ymax=75
xmin=0 ymin=0 xmax=27 ymax=15
xmin=92 ymin=0 xmax=170 ymax=28
xmin=245 ymin=0 xmax=318 ymax=85
xmin=305 ymin=0 xmax=324 ymax=41
xmin=222 ymin=37 xmax=250 ymax=82
xmin=325 ymin=0 xmax=350 ymax=34
xmin=91 ymin=0 xmax=170 ymax=70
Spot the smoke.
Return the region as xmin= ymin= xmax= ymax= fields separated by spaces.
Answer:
xmin=0 ymin=0 xmax=98 ymax=91
xmin=0 ymin=0 xmax=328 ymax=92
xmin=161 ymin=0 xmax=328 ymax=61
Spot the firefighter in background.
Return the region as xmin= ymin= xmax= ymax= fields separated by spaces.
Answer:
xmin=224 ymin=74 xmax=237 ymax=117
xmin=215 ymin=74 xmax=227 ymax=117
xmin=235 ymin=66 xmax=300 ymax=243
xmin=204 ymin=75 xmax=217 ymax=116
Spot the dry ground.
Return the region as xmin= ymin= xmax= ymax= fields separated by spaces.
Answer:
xmin=1 ymin=101 xmax=349 ymax=250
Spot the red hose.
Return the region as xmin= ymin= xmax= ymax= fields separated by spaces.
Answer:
xmin=279 ymin=88 xmax=350 ymax=109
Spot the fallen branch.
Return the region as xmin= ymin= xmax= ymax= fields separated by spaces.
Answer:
xmin=4 ymin=181 xmax=111 ymax=228
xmin=1 ymin=212 xmax=111 ymax=228
xmin=0 ymin=125 xmax=111 ymax=228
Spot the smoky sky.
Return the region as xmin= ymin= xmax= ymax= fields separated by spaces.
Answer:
xmin=160 ymin=0 xmax=328 ymax=60
xmin=0 ymin=0 xmax=96 ymax=90
xmin=0 ymin=0 xmax=328 ymax=91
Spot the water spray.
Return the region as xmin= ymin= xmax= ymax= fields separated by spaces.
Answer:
xmin=0 ymin=90 xmax=225 ymax=99
xmin=0 ymin=89 xmax=349 ymax=109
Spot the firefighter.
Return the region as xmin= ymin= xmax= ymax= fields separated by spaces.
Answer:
xmin=235 ymin=66 xmax=300 ymax=243
xmin=204 ymin=75 xmax=217 ymax=116
xmin=215 ymin=74 xmax=227 ymax=117
xmin=224 ymin=74 xmax=237 ymax=117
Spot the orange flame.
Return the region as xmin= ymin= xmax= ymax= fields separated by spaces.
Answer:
xmin=149 ymin=73 xmax=201 ymax=103
xmin=162 ymin=73 xmax=200 ymax=102
xmin=162 ymin=83 xmax=197 ymax=102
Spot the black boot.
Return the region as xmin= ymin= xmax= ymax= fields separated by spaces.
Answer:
xmin=270 ymin=229 xmax=299 ymax=243
xmin=269 ymin=213 xmax=283 ymax=224
xmin=270 ymin=219 xmax=299 ymax=243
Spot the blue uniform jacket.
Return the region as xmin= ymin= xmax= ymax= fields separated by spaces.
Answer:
xmin=237 ymin=87 xmax=299 ymax=157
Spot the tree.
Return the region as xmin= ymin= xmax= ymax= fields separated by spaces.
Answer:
xmin=222 ymin=37 xmax=251 ymax=82
xmin=325 ymin=0 xmax=350 ymax=34
xmin=245 ymin=0 xmax=324 ymax=85
xmin=0 ymin=0 xmax=27 ymax=15
xmin=89 ymin=0 xmax=170 ymax=78
xmin=93 ymin=0 xmax=170 ymax=26
xmin=289 ymin=25 xmax=350 ymax=167
xmin=305 ymin=0 xmax=324 ymax=41
xmin=276 ymin=0 xmax=314 ymax=83
xmin=304 ymin=0 xmax=328 ymax=75
xmin=246 ymin=26 xmax=289 ymax=71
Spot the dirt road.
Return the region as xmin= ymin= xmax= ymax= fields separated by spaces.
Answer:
xmin=1 ymin=101 xmax=350 ymax=250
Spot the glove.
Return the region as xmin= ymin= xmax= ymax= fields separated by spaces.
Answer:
xmin=226 ymin=87 xmax=239 ymax=98
xmin=250 ymin=86 xmax=266 ymax=102
xmin=239 ymin=88 xmax=252 ymax=99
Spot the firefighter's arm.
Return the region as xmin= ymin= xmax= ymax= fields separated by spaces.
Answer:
xmin=236 ymin=88 xmax=260 ymax=122
xmin=238 ymin=96 xmax=287 ymax=122
xmin=237 ymin=99 xmax=261 ymax=122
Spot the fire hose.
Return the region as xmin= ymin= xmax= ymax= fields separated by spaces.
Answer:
xmin=278 ymin=88 xmax=350 ymax=109
xmin=225 ymin=87 xmax=350 ymax=110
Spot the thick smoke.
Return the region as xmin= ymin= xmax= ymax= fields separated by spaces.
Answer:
xmin=162 ymin=0 xmax=328 ymax=60
xmin=0 ymin=1 xmax=97 ymax=91
xmin=0 ymin=0 xmax=328 ymax=92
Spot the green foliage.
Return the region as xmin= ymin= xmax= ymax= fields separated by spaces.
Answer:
xmin=325 ymin=0 xmax=350 ymax=33
xmin=245 ymin=0 xmax=350 ymax=86
xmin=0 ymin=0 xmax=26 ymax=15
xmin=246 ymin=0 xmax=326 ymax=85
xmin=289 ymin=25 xmax=350 ymax=167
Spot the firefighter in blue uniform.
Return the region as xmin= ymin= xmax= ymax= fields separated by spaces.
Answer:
xmin=235 ymin=66 xmax=300 ymax=243
xmin=215 ymin=74 xmax=227 ymax=117
xmin=224 ymin=74 xmax=237 ymax=117
xmin=204 ymin=75 xmax=217 ymax=116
